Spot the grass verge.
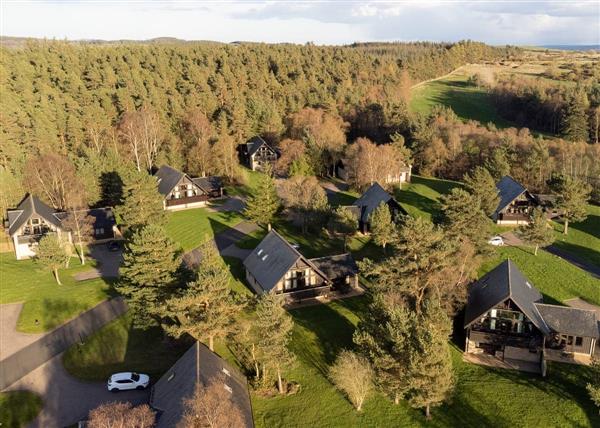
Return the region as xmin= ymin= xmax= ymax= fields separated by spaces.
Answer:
xmin=0 ymin=391 xmax=43 ymax=428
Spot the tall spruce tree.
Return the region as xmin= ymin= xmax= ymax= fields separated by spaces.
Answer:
xmin=561 ymin=93 xmax=589 ymax=142
xmin=518 ymin=208 xmax=554 ymax=255
xmin=118 ymin=224 xmax=180 ymax=328
xmin=485 ymin=147 xmax=511 ymax=181
xmin=114 ymin=170 xmax=166 ymax=233
xmin=551 ymin=175 xmax=592 ymax=234
xmin=254 ymin=293 xmax=295 ymax=394
xmin=587 ymin=358 xmax=600 ymax=412
xmin=463 ymin=166 xmax=499 ymax=217
xmin=404 ymin=302 xmax=455 ymax=420
xmin=163 ymin=241 xmax=240 ymax=351
xmin=36 ymin=234 xmax=69 ymax=285
xmin=369 ymin=202 xmax=396 ymax=252
xmin=441 ymin=187 xmax=491 ymax=251
xmin=244 ymin=165 xmax=279 ymax=231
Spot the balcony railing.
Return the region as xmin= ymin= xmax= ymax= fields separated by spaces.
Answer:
xmin=166 ymin=194 xmax=209 ymax=207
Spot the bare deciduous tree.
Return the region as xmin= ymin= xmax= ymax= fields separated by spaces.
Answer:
xmin=329 ymin=350 xmax=374 ymax=411
xmin=179 ymin=375 xmax=246 ymax=428
xmin=184 ymin=108 xmax=215 ymax=177
xmin=88 ymin=401 xmax=155 ymax=428
xmin=24 ymin=153 xmax=78 ymax=210
xmin=118 ymin=106 xmax=163 ymax=172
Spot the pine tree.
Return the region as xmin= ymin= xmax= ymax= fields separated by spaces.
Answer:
xmin=331 ymin=206 xmax=357 ymax=251
xmin=441 ymin=187 xmax=491 ymax=251
xmin=463 ymin=166 xmax=499 ymax=217
xmin=485 ymin=147 xmax=511 ymax=181
xmin=36 ymin=234 xmax=69 ymax=285
xmin=118 ymin=224 xmax=180 ymax=329
xmin=114 ymin=170 xmax=166 ymax=233
xmin=561 ymin=93 xmax=589 ymax=142
xmin=244 ymin=165 xmax=279 ymax=230
xmin=353 ymin=294 xmax=411 ymax=405
xmin=163 ymin=241 xmax=240 ymax=351
xmin=518 ymin=208 xmax=554 ymax=255
xmin=369 ymin=202 xmax=395 ymax=252
xmin=551 ymin=175 xmax=592 ymax=234
xmin=254 ymin=293 xmax=295 ymax=394
xmin=404 ymin=303 xmax=455 ymax=420
xmin=587 ymin=358 xmax=600 ymax=412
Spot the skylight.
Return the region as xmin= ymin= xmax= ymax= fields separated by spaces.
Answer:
xmin=257 ymin=249 xmax=263 ymax=256
xmin=262 ymin=254 xmax=269 ymax=261
xmin=525 ymin=281 xmax=532 ymax=288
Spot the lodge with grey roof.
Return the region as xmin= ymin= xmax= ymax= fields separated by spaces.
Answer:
xmin=493 ymin=176 xmax=540 ymax=225
xmin=238 ymin=136 xmax=279 ymax=171
xmin=464 ymin=260 xmax=598 ymax=373
xmin=154 ymin=165 xmax=223 ymax=211
xmin=348 ymin=182 xmax=406 ymax=233
xmin=243 ymin=230 xmax=359 ymax=301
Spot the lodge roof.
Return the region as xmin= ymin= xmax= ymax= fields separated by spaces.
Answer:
xmin=352 ymin=182 xmax=399 ymax=223
xmin=155 ymin=165 xmax=186 ymax=196
xmin=7 ymin=195 xmax=63 ymax=236
xmin=242 ymin=230 xmax=328 ymax=293
xmin=150 ymin=342 xmax=253 ymax=428
xmin=192 ymin=176 xmax=223 ymax=193
xmin=534 ymin=304 xmax=599 ymax=339
xmin=493 ymin=176 xmax=533 ymax=220
xmin=309 ymin=253 xmax=358 ymax=281
xmin=464 ymin=259 xmax=550 ymax=335
xmin=246 ymin=136 xmax=275 ymax=158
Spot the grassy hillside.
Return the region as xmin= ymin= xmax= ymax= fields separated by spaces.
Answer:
xmin=410 ymin=72 xmax=512 ymax=128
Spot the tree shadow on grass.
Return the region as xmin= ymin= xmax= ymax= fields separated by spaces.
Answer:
xmin=288 ymin=303 xmax=358 ymax=377
xmin=395 ymin=188 xmax=441 ymax=220
xmin=0 ymin=391 xmax=43 ymax=428
xmin=40 ymin=298 xmax=86 ymax=331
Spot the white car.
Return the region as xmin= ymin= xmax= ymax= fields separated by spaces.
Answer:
xmin=107 ymin=372 xmax=150 ymax=392
xmin=488 ymin=236 xmax=504 ymax=246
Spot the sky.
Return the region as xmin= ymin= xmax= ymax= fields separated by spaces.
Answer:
xmin=1 ymin=1 xmax=599 ymax=46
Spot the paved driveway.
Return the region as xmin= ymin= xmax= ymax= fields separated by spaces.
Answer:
xmin=0 ymin=303 xmax=43 ymax=360
xmin=5 ymin=352 xmax=149 ymax=428
xmin=74 ymin=245 xmax=123 ymax=281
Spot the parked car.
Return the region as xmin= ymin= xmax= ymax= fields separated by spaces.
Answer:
xmin=488 ymin=236 xmax=504 ymax=246
xmin=106 ymin=241 xmax=121 ymax=252
xmin=107 ymin=372 xmax=149 ymax=392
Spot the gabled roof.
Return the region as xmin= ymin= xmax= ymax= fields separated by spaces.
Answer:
xmin=309 ymin=253 xmax=358 ymax=280
xmin=534 ymin=304 xmax=599 ymax=338
xmin=7 ymin=195 xmax=63 ymax=236
xmin=154 ymin=165 xmax=186 ymax=196
xmin=493 ymin=176 xmax=533 ymax=220
xmin=464 ymin=260 xmax=550 ymax=335
xmin=246 ymin=136 xmax=275 ymax=158
xmin=151 ymin=342 xmax=253 ymax=428
xmin=192 ymin=176 xmax=222 ymax=193
xmin=352 ymin=182 xmax=398 ymax=223
xmin=243 ymin=230 xmax=328 ymax=293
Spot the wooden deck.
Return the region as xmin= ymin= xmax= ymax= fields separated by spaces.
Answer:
xmin=463 ymin=352 xmax=542 ymax=374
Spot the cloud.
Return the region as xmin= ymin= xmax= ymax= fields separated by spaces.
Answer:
xmin=1 ymin=1 xmax=597 ymax=45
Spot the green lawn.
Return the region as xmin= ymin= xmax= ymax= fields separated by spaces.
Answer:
xmin=0 ymin=253 xmax=112 ymax=333
xmin=410 ymin=73 xmax=512 ymax=129
xmin=225 ymin=168 xmax=264 ymax=198
xmin=251 ymin=295 xmax=599 ymax=427
xmin=395 ymin=175 xmax=461 ymax=221
xmin=550 ymin=204 xmax=600 ymax=268
xmin=0 ymin=391 xmax=43 ymax=428
xmin=165 ymin=207 xmax=245 ymax=252
xmin=62 ymin=312 xmax=192 ymax=381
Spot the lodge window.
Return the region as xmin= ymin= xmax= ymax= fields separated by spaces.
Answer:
xmin=575 ymin=337 xmax=583 ymax=347
xmin=95 ymin=228 xmax=105 ymax=236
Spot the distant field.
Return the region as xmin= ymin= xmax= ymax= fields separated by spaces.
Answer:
xmin=410 ymin=72 xmax=512 ymax=128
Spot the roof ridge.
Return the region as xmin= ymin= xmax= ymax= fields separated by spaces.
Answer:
xmin=535 ymin=302 xmax=598 ymax=314
xmin=506 ymin=259 xmax=512 ymax=297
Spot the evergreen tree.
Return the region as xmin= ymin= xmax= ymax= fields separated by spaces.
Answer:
xmin=404 ymin=302 xmax=455 ymax=420
xmin=369 ymin=202 xmax=395 ymax=252
xmin=244 ymin=165 xmax=279 ymax=230
xmin=440 ymin=188 xmax=491 ymax=251
xmin=485 ymin=147 xmax=511 ymax=181
xmin=114 ymin=170 xmax=166 ymax=233
xmin=561 ymin=93 xmax=589 ymax=142
xmin=35 ymin=234 xmax=69 ymax=285
xmin=463 ymin=166 xmax=499 ymax=217
xmin=163 ymin=241 xmax=240 ymax=351
xmin=118 ymin=224 xmax=180 ymax=328
xmin=254 ymin=293 xmax=295 ymax=394
xmin=353 ymin=294 xmax=411 ymax=405
xmin=331 ymin=206 xmax=357 ymax=251
xmin=587 ymin=358 xmax=600 ymax=412
xmin=518 ymin=208 xmax=554 ymax=255
xmin=551 ymin=175 xmax=592 ymax=234
xmin=288 ymin=155 xmax=313 ymax=177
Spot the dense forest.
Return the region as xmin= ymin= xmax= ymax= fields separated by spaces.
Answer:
xmin=0 ymin=40 xmax=514 ymax=215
